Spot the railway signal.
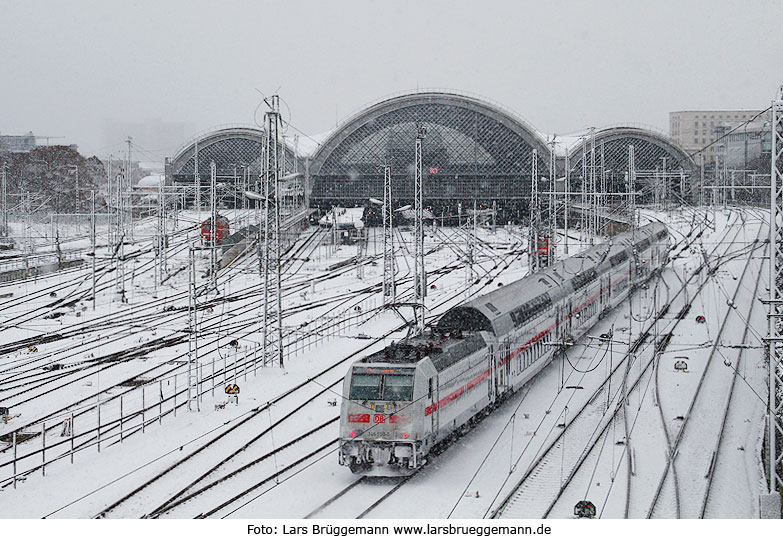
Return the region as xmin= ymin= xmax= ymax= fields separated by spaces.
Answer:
xmin=574 ymin=500 xmax=596 ymax=518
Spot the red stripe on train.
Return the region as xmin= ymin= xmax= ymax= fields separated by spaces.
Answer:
xmin=424 ymin=268 xmax=639 ymax=416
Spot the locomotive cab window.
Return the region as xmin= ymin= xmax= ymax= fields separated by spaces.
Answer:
xmin=349 ymin=372 xmax=382 ymax=400
xmin=382 ymin=374 xmax=414 ymax=401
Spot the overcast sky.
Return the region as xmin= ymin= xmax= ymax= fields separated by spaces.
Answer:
xmin=2 ymin=0 xmax=782 ymax=159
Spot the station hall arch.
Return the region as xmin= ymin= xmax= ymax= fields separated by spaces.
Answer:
xmin=565 ymin=127 xmax=697 ymax=202
xmin=308 ymin=92 xmax=551 ymax=220
xmin=166 ymin=126 xmax=301 ymax=204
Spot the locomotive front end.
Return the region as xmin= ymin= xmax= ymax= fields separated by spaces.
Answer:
xmin=339 ymin=364 xmax=425 ymax=475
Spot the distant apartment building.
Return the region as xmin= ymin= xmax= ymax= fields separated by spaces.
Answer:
xmin=0 ymin=132 xmax=37 ymax=153
xmin=669 ymin=110 xmax=764 ymax=167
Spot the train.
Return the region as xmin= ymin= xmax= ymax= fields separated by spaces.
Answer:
xmin=338 ymin=222 xmax=669 ymax=475
xmin=200 ymin=215 xmax=230 ymax=245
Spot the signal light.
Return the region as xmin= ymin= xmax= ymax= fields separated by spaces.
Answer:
xmin=350 ymin=431 xmax=357 ymax=438
xmin=402 ymin=433 xmax=409 ymax=439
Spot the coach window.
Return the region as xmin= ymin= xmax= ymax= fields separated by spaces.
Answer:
xmin=350 ymin=372 xmax=382 ymax=400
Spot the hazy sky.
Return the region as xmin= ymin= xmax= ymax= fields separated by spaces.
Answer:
xmin=2 ymin=0 xmax=782 ymax=159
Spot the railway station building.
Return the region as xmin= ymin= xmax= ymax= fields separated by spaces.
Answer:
xmin=166 ymin=92 xmax=696 ymax=220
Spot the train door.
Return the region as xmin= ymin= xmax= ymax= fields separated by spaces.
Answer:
xmin=431 ymin=375 xmax=440 ymax=437
xmin=491 ymin=344 xmax=504 ymax=394
xmin=488 ymin=347 xmax=496 ymax=404
xmin=567 ymin=301 xmax=573 ymax=333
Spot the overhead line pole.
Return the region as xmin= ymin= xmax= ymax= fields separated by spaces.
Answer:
xmin=414 ymin=124 xmax=427 ymax=333
xmin=1 ymin=162 xmax=7 ymax=239
xmin=628 ymin=144 xmax=636 ymax=234
xmin=564 ymin=149 xmax=569 ymax=255
xmin=210 ymin=160 xmax=218 ymax=290
xmin=548 ymin=136 xmax=557 ymax=264
xmin=263 ymin=95 xmax=284 ymax=369
xmin=767 ymin=83 xmax=783 ymax=509
xmin=382 ymin=165 xmax=395 ymax=303
xmin=529 ymin=149 xmax=540 ymax=273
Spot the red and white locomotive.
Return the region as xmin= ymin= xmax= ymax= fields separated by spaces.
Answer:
xmin=200 ymin=214 xmax=230 ymax=245
xmin=338 ymin=222 xmax=669 ymax=475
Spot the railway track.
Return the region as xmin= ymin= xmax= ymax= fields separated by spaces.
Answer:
xmin=646 ymin=215 xmax=767 ymax=518
xmin=535 ymin=210 xmax=766 ymax=519
xmin=76 ymin=237 xmax=525 ymax=519
xmin=488 ymin=212 xmax=744 ymax=518
xmin=304 ymin=475 xmax=415 ymax=519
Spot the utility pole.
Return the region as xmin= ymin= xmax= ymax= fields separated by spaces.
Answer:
xmin=187 ymin=245 xmax=200 ymax=412
xmin=700 ymin=154 xmax=705 ymax=207
xmin=74 ymin=165 xmax=80 ymax=215
xmin=91 ymin=190 xmax=96 ymax=309
xmin=548 ymin=136 xmax=557 ymax=264
xmin=382 ymin=165 xmax=395 ymax=303
xmin=210 ymin=160 xmax=218 ymax=290
xmin=564 ymin=149 xmax=570 ymax=255
xmin=125 ymin=137 xmax=133 ymax=242
xmin=414 ymin=124 xmax=427 ymax=334
xmin=158 ymin=170 xmax=167 ymax=278
xmin=107 ymin=154 xmax=113 ymax=247
xmin=766 ymin=82 xmax=783 ymax=508
xmin=529 ymin=148 xmax=540 ymax=273
xmin=628 ymin=144 xmax=636 ymax=233
xmin=263 ymin=95 xmax=284 ymax=369
xmin=589 ymin=128 xmax=596 ymax=244
xmin=467 ymin=200 xmax=476 ymax=299
xmin=662 ymin=157 xmax=668 ymax=210
xmin=194 ymin=138 xmax=200 ymax=221
xmin=115 ymin=164 xmax=126 ymax=301
xmin=581 ymin=137 xmax=588 ymax=247
xmin=714 ymin=154 xmax=720 ymax=207
xmin=1 ymin=162 xmax=7 ymax=239
xmin=600 ymin=141 xmax=606 ymax=236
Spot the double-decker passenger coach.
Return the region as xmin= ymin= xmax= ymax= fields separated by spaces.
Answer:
xmin=339 ymin=222 xmax=669 ymax=475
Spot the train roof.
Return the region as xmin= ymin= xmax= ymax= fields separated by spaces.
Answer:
xmin=437 ymin=222 xmax=668 ymax=337
xmin=359 ymin=332 xmax=487 ymax=372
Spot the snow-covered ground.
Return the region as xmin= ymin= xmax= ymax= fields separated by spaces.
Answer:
xmin=0 ymin=206 xmax=772 ymax=519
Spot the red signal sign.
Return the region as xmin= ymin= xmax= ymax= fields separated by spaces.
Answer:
xmin=429 ymin=167 xmax=438 ymax=174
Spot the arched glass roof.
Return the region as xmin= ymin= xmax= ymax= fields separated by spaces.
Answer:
xmin=309 ymin=92 xmax=550 ymax=204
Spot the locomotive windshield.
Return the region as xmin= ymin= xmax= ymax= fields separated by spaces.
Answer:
xmin=349 ymin=368 xmax=414 ymax=401
xmin=381 ymin=374 xmax=414 ymax=401
xmin=349 ymin=373 xmax=382 ymax=400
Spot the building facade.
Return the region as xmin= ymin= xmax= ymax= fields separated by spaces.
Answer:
xmin=0 ymin=132 xmax=37 ymax=153
xmin=723 ymin=119 xmax=772 ymax=170
xmin=669 ymin=110 xmax=763 ymax=167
